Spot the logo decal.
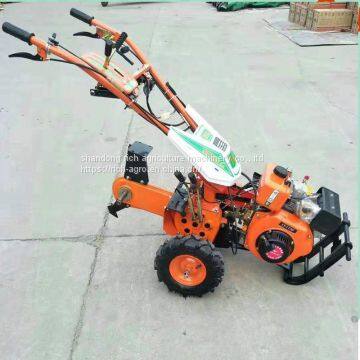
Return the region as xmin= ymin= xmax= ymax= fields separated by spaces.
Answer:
xmin=280 ymin=222 xmax=297 ymax=233
xmin=213 ymin=137 xmax=227 ymax=151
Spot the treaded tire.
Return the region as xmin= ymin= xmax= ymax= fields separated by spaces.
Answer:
xmin=154 ymin=236 xmax=224 ymax=297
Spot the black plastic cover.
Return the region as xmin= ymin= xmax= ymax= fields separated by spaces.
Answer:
xmin=124 ymin=141 xmax=153 ymax=185
xmin=166 ymin=183 xmax=188 ymax=216
xmin=310 ymin=187 xmax=341 ymax=236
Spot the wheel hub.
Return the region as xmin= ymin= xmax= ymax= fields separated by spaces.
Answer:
xmin=169 ymin=255 xmax=207 ymax=286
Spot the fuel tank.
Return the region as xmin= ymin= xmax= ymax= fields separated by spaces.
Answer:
xmin=256 ymin=163 xmax=292 ymax=212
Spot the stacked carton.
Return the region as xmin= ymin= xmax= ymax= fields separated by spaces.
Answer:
xmin=289 ymin=2 xmax=358 ymax=33
xmin=347 ymin=2 xmax=359 ymax=33
xmin=309 ymin=8 xmax=354 ymax=31
xmin=351 ymin=12 xmax=358 ymax=33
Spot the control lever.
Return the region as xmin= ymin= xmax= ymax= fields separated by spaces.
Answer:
xmin=188 ymin=172 xmax=197 ymax=187
xmin=174 ymin=171 xmax=196 ymax=220
xmin=73 ymin=31 xmax=98 ymax=39
xmin=104 ymin=40 xmax=113 ymax=56
xmin=117 ymin=46 xmax=134 ymax=66
xmin=48 ymin=33 xmax=59 ymax=46
xmin=115 ymin=32 xmax=128 ymax=51
xmin=174 ymin=170 xmax=186 ymax=183
xmin=188 ymin=172 xmax=203 ymax=222
xmin=103 ymin=39 xmax=113 ymax=69
xmin=9 ymin=52 xmax=42 ymax=61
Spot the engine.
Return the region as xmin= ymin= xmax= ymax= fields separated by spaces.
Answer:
xmin=245 ymin=163 xmax=318 ymax=264
xmin=256 ymin=163 xmax=321 ymax=222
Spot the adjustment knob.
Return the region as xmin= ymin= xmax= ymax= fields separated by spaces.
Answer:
xmin=273 ymin=165 xmax=288 ymax=179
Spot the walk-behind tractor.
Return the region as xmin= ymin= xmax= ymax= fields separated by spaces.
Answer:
xmin=3 ymin=9 xmax=353 ymax=296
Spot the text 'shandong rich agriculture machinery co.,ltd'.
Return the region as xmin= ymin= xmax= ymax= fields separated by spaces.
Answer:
xmin=2 ymin=9 xmax=353 ymax=296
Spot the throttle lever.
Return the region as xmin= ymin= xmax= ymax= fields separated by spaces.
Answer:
xmin=9 ymin=52 xmax=42 ymax=61
xmin=48 ymin=33 xmax=59 ymax=46
xmin=174 ymin=171 xmax=186 ymax=183
xmin=188 ymin=172 xmax=197 ymax=185
xmin=103 ymin=40 xmax=113 ymax=69
xmin=116 ymin=49 xmax=134 ymax=66
xmin=104 ymin=40 xmax=113 ymax=57
xmin=73 ymin=31 xmax=98 ymax=39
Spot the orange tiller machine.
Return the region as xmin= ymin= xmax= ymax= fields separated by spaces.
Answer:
xmin=2 ymin=8 xmax=353 ymax=297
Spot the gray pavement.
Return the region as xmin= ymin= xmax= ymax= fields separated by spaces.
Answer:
xmin=0 ymin=2 xmax=357 ymax=360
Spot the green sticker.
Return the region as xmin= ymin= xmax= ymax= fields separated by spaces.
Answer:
xmin=174 ymin=129 xmax=233 ymax=177
xmin=228 ymin=151 xmax=237 ymax=169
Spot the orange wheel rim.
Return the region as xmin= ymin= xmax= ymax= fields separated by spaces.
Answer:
xmin=169 ymin=255 xmax=206 ymax=286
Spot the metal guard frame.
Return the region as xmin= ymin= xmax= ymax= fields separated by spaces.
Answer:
xmin=282 ymin=212 xmax=353 ymax=285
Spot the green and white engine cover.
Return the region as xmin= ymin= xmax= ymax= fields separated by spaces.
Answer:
xmin=168 ymin=105 xmax=241 ymax=186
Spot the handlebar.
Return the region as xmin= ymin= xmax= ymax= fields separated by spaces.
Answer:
xmin=70 ymin=8 xmax=94 ymax=25
xmin=2 ymin=22 xmax=34 ymax=45
xmin=2 ymin=9 xmax=197 ymax=134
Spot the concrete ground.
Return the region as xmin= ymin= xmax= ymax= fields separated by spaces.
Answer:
xmin=0 ymin=2 xmax=357 ymax=360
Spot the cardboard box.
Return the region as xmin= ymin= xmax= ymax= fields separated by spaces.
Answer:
xmin=299 ymin=6 xmax=309 ymax=26
xmin=288 ymin=3 xmax=296 ymax=22
xmin=306 ymin=2 xmax=347 ymax=10
xmin=306 ymin=9 xmax=315 ymax=29
xmin=347 ymin=2 xmax=358 ymax=11
xmin=311 ymin=9 xmax=353 ymax=30
xmin=351 ymin=10 xmax=358 ymax=33
xmin=294 ymin=4 xmax=304 ymax=24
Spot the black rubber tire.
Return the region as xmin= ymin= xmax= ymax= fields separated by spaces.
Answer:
xmin=101 ymin=2 xmax=109 ymax=7
xmin=154 ymin=236 xmax=224 ymax=297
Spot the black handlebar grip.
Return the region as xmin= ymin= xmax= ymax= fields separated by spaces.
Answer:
xmin=174 ymin=171 xmax=186 ymax=183
xmin=2 ymin=22 xmax=34 ymax=45
xmin=70 ymin=8 xmax=94 ymax=25
xmin=188 ymin=172 xmax=197 ymax=185
xmin=104 ymin=40 xmax=113 ymax=57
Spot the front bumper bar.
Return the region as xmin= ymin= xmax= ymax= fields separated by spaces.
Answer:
xmin=282 ymin=212 xmax=352 ymax=285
